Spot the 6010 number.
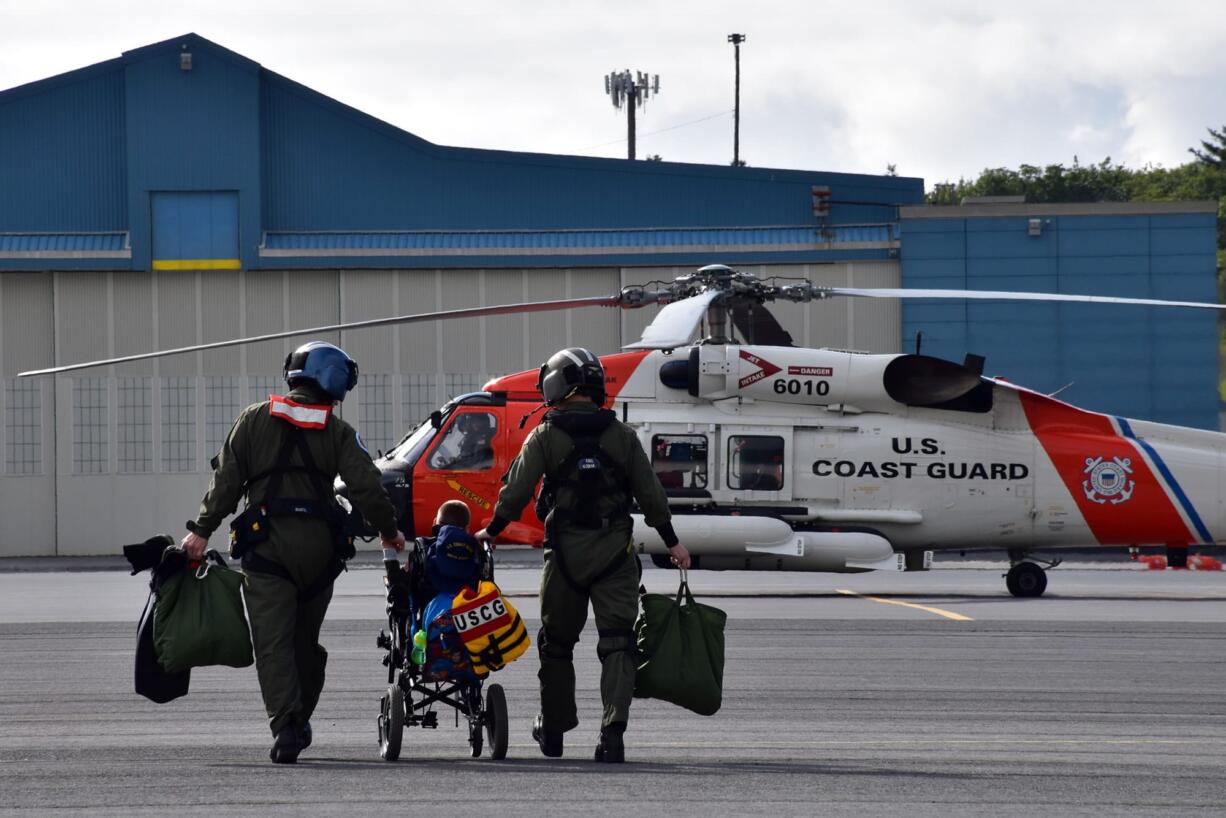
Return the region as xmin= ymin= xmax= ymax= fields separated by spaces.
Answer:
xmin=772 ymin=378 xmax=830 ymax=397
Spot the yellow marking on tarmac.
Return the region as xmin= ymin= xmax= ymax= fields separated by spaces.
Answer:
xmin=835 ymin=589 xmax=974 ymax=621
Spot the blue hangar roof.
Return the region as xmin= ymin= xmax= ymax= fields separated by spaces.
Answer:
xmin=0 ymin=33 xmax=923 ymax=271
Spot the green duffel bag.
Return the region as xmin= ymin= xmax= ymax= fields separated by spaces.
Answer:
xmin=153 ymin=550 xmax=254 ymax=673
xmin=634 ymin=573 xmax=726 ymax=716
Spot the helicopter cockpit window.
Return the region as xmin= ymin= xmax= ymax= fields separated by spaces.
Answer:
xmin=651 ymin=435 xmax=708 ymax=490
xmin=728 ymin=435 xmax=784 ymax=491
xmin=389 ymin=421 xmax=435 ymax=464
xmin=428 ymin=412 xmax=497 ymax=471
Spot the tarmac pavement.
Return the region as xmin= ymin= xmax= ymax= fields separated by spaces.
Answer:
xmin=0 ymin=558 xmax=1224 ymax=817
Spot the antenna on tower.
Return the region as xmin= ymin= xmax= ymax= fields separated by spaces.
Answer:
xmin=603 ymin=68 xmax=661 ymax=160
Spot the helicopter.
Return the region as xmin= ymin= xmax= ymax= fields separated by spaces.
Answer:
xmin=21 ymin=264 xmax=1226 ymax=597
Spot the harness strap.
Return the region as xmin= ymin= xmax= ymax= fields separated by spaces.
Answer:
xmin=245 ymin=464 xmax=332 ymax=487
xmin=476 ymin=613 xmax=529 ymax=669
xmin=242 ymin=549 xmax=347 ymax=603
xmin=242 ymin=551 xmax=294 ymax=584
xmin=257 ymin=423 xmax=304 ymax=503
xmin=545 ymin=428 xmax=632 ymax=529
xmin=238 ymin=420 xmax=350 ymax=603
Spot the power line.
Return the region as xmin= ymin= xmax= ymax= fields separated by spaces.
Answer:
xmin=577 ymin=109 xmax=734 ymax=152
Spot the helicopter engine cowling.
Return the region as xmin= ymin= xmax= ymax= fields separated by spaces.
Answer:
xmin=630 ymin=514 xmax=898 ymax=572
xmin=661 ymin=345 xmax=984 ymax=411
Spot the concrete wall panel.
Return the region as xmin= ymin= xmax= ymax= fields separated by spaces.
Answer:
xmin=200 ymin=270 xmax=242 ymax=374
xmin=155 ymin=271 xmax=198 ymax=376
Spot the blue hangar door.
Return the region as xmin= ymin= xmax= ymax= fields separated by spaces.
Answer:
xmin=151 ymin=191 xmax=240 ymax=270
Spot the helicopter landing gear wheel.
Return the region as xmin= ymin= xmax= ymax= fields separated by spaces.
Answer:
xmin=1006 ymin=561 xmax=1047 ymax=598
xmin=378 ymin=684 xmax=404 ymax=761
xmin=484 ymin=683 xmax=509 ymax=760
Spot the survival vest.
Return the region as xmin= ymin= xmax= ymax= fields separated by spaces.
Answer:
xmin=535 ymin=408 xmax=632 ymax=530
xmin=451 ymin=581 xmax=530 ymax=675
xmin=228 ymin=396 xmax=355 ymax=599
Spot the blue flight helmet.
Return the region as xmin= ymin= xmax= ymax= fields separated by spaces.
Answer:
xmin=283 ymin=341 xmax=359 ymax=402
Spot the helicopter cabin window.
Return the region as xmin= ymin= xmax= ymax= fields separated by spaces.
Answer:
xmin=428 ymin=412 xmax=497 ymax=471
xmin=728 ymin=435 xmax=784 ymax=491
xmin=651 ymin=435 xmax=708 ymax=490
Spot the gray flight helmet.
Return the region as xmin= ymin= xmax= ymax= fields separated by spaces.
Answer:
xmin=537 ymin=347 xmax=606 ymax=405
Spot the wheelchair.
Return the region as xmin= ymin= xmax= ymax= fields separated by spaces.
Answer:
xmin=375 ymin=540 xmax=509 ymax=760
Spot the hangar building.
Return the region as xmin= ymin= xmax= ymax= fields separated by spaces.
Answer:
xmin=0 ymin=34 xmax=1217 ymax=555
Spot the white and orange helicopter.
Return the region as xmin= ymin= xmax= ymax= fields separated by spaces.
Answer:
xmin=24 ymin=264 xmax=1226 ymax=596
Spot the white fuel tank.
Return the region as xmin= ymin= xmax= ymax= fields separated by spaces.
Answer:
xmin=631 ymin=515 xmax=898 ymax=572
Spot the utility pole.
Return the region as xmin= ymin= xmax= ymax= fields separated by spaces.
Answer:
xmin=605 ymin=70 xmax=660 ymax=160
xmin=727 ymin=33 xmax=746 ymax=166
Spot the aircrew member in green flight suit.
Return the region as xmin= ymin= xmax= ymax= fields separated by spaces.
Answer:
xmin=181 ymin=341 xmax=406 ymax=764
xmin=477 ymin=347 xmax=691 ymax=763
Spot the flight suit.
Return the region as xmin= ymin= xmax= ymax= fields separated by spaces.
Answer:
xmin=189 ymin=385 xmax=398 ymax=736
xmin=485 ymin=400 xmax=677 ymax=732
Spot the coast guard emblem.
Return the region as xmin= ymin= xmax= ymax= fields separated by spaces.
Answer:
xmin=1082 ymin=456 xmax=1134 ymax=505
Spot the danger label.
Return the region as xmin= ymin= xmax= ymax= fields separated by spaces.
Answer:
xmin=788 ymin=366 xmax=833 ymax=376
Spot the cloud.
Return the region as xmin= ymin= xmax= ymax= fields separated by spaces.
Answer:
xmin=3 ymin=0 xmax=1226 ymax=188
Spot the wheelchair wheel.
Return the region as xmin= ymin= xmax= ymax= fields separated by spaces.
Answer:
xmin=378 ymin=684 xmax=404 ymax=761
xmin=466 ymin=683 xmax=484 ymax=758
xmin=484 ymin=683 xmax=508 ymax=760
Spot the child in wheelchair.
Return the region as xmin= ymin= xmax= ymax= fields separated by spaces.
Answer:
xmin=401 ymin=500 xmax=489 ymax=680
xmin=377 ymin=500 xmax=508 ymax=760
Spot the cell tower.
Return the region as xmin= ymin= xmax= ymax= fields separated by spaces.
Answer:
xmin=604 ymin=69 xmax=660 ymax=160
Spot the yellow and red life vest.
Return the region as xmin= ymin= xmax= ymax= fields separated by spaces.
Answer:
xmin=451 ymin=581 xmax=530 ymax=674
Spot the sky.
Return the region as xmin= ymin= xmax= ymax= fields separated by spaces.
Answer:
xmin=3 ymin=0 xmax=1226 ymax=188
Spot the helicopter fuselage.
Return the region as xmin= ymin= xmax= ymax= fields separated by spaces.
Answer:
xmin=365 ymin=345 xmax=1224 ymax=584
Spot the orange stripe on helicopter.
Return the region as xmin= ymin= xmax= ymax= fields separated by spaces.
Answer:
xmin=1018 ymin=390 xmax=1194 ymax=546
xmin=482 ymin=349 xmax=651 ymax=402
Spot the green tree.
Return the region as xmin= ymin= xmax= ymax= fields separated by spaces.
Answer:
xmin=1189 ymin=125 xmax=1226 ymax=167
xmin=925 ymin=151 xmax=1225 ymax=270
xmin=1186 ymin=126 xmax=1226 ymax=271
xmin=925 ymin=157 xmax=1135 ymax=204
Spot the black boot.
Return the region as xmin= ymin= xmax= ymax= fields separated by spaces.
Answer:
xmin=594 ymin=722 xmax=625 ymax=763
xmin=299 ymin=721 xmax=312 ymax=752
xmin=270 ymin=723 xmax=302 ymax=764
xmin=532 ymin=714 xmax=563 ymax=758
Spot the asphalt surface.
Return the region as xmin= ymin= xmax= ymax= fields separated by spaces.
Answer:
xmin=1 ymin=558 xmax=1224 ymax=817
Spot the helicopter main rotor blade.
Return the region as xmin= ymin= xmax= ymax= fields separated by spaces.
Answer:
xmin=826 ymin=287 xmax=1226 ymax=311
xmin=18 ymin=295 xmax=622 ymax=377
xmin=623 ymin=291 xmax=721 ymax=350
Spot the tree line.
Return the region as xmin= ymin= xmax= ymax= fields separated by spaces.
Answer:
xmin=924 ymin=126 xmax=1226 ymax=276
